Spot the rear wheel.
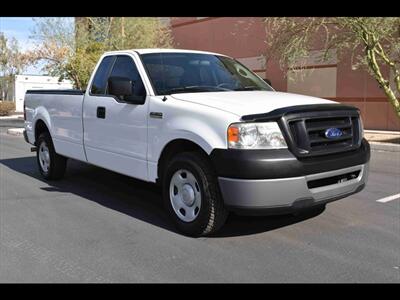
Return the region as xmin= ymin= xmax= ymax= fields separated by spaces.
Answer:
xmin=162 ymin=152 xmax=228 ymax=237
xmin=36 ymin=132 xmax=67 ymax=180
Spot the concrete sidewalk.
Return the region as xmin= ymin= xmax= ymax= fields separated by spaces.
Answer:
xmin=364 ymin=130 xmax=400 ymax=152
xmin=365 ymin=130 xmax=399 ymax=143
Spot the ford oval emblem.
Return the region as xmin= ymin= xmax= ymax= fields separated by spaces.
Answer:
xmin=325 ymin=127 xmax=343 ymax=139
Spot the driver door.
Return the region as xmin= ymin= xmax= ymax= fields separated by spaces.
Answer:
xmin=83 ymin=54 xmax=150 ymax=181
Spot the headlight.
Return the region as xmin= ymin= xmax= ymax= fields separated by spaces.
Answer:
xmin=228 ymin=122 xmax=287 ymax=149
xmin=359 ymin=116 xmax=365 ymax=139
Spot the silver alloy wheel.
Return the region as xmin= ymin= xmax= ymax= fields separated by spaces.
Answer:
xmin=169 ymin=169 xmax=202 ymax=222
xmin=38 ymin=141 xmax=50 ymax=173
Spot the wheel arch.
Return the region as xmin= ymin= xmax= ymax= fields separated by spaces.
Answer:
xmin=32 ymin=106 xmax=52 ymax=145
xmin=157 ymin=138 xmax=211 ymax=184
xmin=34 ymin=119 xmax=50 ymax=145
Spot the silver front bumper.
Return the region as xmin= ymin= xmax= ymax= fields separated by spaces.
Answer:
xmin=218 ymin=163 xmax=369 ymax=211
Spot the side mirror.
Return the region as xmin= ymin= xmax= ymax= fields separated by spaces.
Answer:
xmin=263 ymin=78 xmax=272 ymax=86
xmin=108 ymin=76 xmax=146 ymax=104
xmin=108 ymin=76 xmax=133 ymax=98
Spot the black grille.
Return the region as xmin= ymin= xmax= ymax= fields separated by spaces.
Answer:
xmin=281 ymin=110 xmax=362 ymax=157
xmin=240 ymin=104 xmax=363 ymax=158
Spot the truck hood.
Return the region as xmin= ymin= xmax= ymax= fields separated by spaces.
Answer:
xmin=171 ymin=91 xmax=336 ymax=117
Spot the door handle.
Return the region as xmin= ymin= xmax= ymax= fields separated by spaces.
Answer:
xmin=97 ymin=106 xmax=106 ymax=119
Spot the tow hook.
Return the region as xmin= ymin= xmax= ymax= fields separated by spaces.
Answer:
xmin=31 ymin=147 xmax=37 ymax=152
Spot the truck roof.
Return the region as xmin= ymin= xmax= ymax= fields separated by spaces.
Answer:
xmin=103 ymin=48 xmax=227 ymax=57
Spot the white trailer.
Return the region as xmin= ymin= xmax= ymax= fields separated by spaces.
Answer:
xmin=14 ymin=75 xmax=73 ymax=112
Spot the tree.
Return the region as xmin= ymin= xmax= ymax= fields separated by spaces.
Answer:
xmin=262 ymin=17 xmax=400 ymax=118
xmin=0 ymin=33 xmax=30 ymax=100
xmin=28 ymin=17 xmax=174 ymax=89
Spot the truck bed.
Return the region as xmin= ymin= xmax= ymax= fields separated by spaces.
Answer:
xmin=26 ymin=89 xmax=84 ymax=95
xmin=24 ymin=89 xmax=87 ymax=162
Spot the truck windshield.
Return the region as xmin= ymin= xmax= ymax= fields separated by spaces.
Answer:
xmin=140 ymin=53 xmax=273 ymax=95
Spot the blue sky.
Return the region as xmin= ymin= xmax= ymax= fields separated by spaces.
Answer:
xmin=1 ymin=17 xmax=40 ymax=74
xmin=0 ymin=17 xmax=36 ymax=48
xmin=0 ymin=17 xmax=73 ymax=75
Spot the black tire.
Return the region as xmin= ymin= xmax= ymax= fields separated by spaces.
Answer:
xmin=36 ymin=132 xmax=67 ymax=180
xmin=162 ymin=151 xmax=228 ymax=237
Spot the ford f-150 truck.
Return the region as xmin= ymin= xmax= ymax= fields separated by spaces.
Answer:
xmin=24 ymin=49 xmax=370 ymax=236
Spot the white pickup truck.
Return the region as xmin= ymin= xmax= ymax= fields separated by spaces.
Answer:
xmin=24 ymin=49 xmax=370 ymax=236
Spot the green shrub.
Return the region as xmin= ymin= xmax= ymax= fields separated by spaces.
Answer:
xmin=0 ymin=101 xmax=16 ymax=116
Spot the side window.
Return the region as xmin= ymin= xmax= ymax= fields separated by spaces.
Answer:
xmin=90 ymin=56 xmax=114 ymax=95
xmin=108 ymin=56 xmax=146 ymax=98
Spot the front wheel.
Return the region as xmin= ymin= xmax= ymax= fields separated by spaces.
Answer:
xmin=162 ymin=152 xmax=228 ymax=237
xmin=36 ymin=132 xmax=67 ymax=180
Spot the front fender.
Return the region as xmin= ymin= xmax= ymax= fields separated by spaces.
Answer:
xmin=149 ymin=114 xmax=229 ymax=165
xmin=146 ymin=96 xmax=241 ymax=182
xmin=167 ymin=116 xmax=224 ymax=154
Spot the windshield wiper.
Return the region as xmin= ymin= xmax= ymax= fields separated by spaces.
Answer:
xmin=234 ymin=86 xmax=262 ymax=91
xmin=163 ymin=86 xmax=229 ymax=95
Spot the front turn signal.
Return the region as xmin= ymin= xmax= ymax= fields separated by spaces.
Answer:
xmin=228 ymin=125 xmax=240 ymax=143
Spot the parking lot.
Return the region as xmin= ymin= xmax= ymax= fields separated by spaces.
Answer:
xmin=0 ymin=123 xmax=399 ymax=283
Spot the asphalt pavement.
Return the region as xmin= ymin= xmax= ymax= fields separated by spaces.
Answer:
xmin=0 ymin=125 xmax=399 ymax=283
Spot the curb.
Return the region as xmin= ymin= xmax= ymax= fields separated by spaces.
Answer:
xmin=0 ymin=115 xmax=24 ymax=120
xmin=6 ymin=128 xmax=25 ymax=136
xmin=365 ymin=130 xmax=400 ymax=135
xmin=369 ymin=141 xmax=400 ymax=152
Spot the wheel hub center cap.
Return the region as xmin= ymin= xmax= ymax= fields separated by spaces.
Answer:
xmin=181 ymin=184 xmax=195 ymax=206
